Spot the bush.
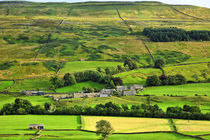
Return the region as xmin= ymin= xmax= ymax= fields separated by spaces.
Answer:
xmin=146 ymin=75 xmax=161 ymax=86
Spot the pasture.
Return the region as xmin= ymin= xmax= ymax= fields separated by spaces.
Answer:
xmin=8 ymin=78 xmax=51 ymax=92
xmin=60 ymin=61 xmax=123 ymax=73
xmin=0 ymin=81 xmax=14 ymax=91
xmin=0 ymin=115 xmax=209 ymax=140
xmin=108 ymin=133 xmax=198 ymax=140
xmin=0 ymin=94 xmax=53 ymax=109
xmin=0 ymin=115 xmax=80 ymax=134
xmin=141 ymin=83 xmax=210 ymax=96
xmin=82 ymin=116 xmax=171 ymax=133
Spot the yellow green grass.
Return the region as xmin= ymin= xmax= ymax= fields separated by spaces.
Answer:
xmin=174 ymin=119 xmax=210 ymax=135
xmin=82 ymin=116 xmax=171 ymax=133
xmin=0 ymin=94 xmax=53 ymax=109
xmin=60 ymin=61 xmax=123 ymax=73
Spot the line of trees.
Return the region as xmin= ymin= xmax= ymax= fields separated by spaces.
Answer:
xmin=1 ymin=99 xmax=210 ymax=120
xmin=146 ymin=74 xmax=187 ymax=86
xmin=143 ymin=27 xmax=210 ymax=42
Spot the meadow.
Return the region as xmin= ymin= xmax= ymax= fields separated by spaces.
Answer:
xmin=141 ymin=83 xmax=210 ymax=96
xmin=0 ymin=94 xmax=53 ymax=109
xmin=0 ymin=115 xmax=79 ymax=134
xmin=82 ymin=116 xmax=171 ymax=133
xmin=0 ymin=81 xmax=14 ymax=92
xmin=60 ymin=61 xmax=123 ymax=74
xmin=0 ymin=115 xmax=209 ymax=139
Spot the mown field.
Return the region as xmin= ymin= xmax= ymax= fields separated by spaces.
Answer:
xmin=82 ymin=116 xmax=171 ymax=133
xmin=0 ymin=115 xmax=209 ymax=140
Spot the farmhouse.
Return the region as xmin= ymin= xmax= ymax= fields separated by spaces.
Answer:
xmin=21 ymin=90 xmax=46 ymax=96
xmin=100 ymin=89 xmax=115 ymax=95
xmin=99 ymin=94 xmax=109 ymax=97
xmin=29 ymin=124 xmax=44 ymax=130
xmin=130 ymin=84 xmax=143 ymax=91
xmin=116 ymin=86 xmax=128 ymax=93
xmin=73 ymin=93 xmax=100 ymax=98
xmin=123 ymin=90 xmax=136 ymax=96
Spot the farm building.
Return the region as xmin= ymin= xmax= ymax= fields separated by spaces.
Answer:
xmin=29 ymin=124 xmax=44 ymax=130
xmin=130 ymin=85 xmax=143 ymax=91
xmin=123 ymin=90 xmax=136 ymax=96
xmin=21 ymin=90 xmax=46 ymax=96
xmin=100 ymin=89 xmax=115 ymax=95
xmin=73 ymin=93 xmax=100 ymax=98
xmin=99 ymin=94 xmax=109 ymax=97
xmin=116 ymin=86 xmax=128 ymax=93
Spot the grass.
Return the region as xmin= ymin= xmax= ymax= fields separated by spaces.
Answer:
xmin=55 ymin=81 xmax=105 ymax=93
xmin=108 ymin=133 xmax=198 ymax=140
xmin=0 ymin=94 xmax=53 ymax=109
xmin=82 ymin=116 xmax=171 ymax=133
xmin=115 ymin=63 xmax=210 ymax=86
xmin=59 ymin=96 xmax=147 ymax=107
xmin=114 ymin=68 xmax=162 ymax=86
xmin=9 ymin=78 xmax=51 ymax=92
xmin=141 ymin=83 xmax=210 ymax=96
xmin=39 ymin=131 xmax=100 ymax=140
xmin=0 ymin=81 xmax=14 ymax=91
xmin=0 ymin=115 xmax=80 ymax=134
xmin=174 ymin=119 xmax=210 ymax=134
xmin=60 ymin=61 xmax=123 ymax=73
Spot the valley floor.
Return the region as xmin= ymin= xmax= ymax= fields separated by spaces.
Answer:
xmin=0 ymin=115 xmax=210 ymax=140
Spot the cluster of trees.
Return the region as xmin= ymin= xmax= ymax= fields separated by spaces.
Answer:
xmin=0 ymin=98 xmax=46 ymax=115
xmin=1 ymin=100 xmax=210 ymax=120
xmin=50 ymin=58 xmax=138 ymax=90
xmin=143 ymin=27 xmax=210 ymax=42
xmin=50 ymin=71 xmax=123 ymax=89
xmin=146 ymin=74 xmax=186 ymax=86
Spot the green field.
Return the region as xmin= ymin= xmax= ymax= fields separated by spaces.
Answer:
xmin=0 ymin=115 xmax=209 ymax=140
xmin=60 ymin=61 xmax=123 ymax=73
xmin=141 ymin=83 xmax=210 ymax=96
xmin=55 ymin=81 xmax=105 ymax=93
xmin=108 ymin=133 xmax=198 ymax=140
xmin=115 ymin=63 xmax=210 ymax=86
xmin=8 ymin=78 xmax=51 ymax=92
xmin=0 ymin=94 xmax=53 ymax=109
xmin=0 ymin=115 xmax=80 ymax=134
xmin=0 ymin=81 xmax=14 ymax=92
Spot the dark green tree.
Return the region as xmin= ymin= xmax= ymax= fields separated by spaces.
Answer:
xmin=155 ymin=59 xmax=165 ymax=68
xmin=146 ymin=75 xmax=161 ymax=86
xmin=50 ymin=75 xmax=64 ymax=89
xmin=96 ymin=120 xmax=114 ymax=140
xmin=124 ymin=58 xmax=138 ymax=70
xmin=175 ymin=74 xmax=186 ymax=85
xmin=63 ymin=73 xmax=76 ymax=86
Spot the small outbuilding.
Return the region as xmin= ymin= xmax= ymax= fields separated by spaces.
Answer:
xmin=29 ymin=124 xmax=44 ymax=130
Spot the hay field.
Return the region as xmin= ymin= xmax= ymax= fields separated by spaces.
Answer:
xmin=174 ymin=119 xmax=210 ymax=133
xmin=82 ymin=116 xmax=171 ymax=133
